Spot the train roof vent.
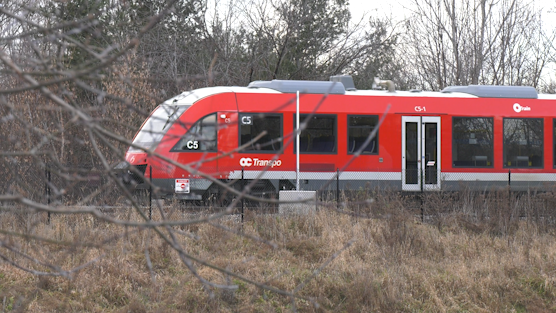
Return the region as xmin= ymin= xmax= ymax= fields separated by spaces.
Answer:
xmin=441 ymin=85 xmax=538 ymax=99
xmin=248 ymin=80 xmax=345 ymax=94
xmin=330 ymin=75 xmax=356 ymax=91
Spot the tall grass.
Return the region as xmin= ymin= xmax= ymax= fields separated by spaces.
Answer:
xmin=1 ymin=189 xmax=556 ymax=312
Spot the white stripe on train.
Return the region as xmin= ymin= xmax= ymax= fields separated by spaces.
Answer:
xmin=227 ymin=171 xmax=556 ymax=182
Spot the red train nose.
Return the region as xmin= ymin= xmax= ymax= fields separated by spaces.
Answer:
xmin=126 ymin=152 xmax=148 ymax=165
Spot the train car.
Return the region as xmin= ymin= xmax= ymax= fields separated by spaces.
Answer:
xmin=122 ymin=75 xmax=556 ymax=201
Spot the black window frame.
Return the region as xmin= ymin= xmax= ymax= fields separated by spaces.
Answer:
xmin=503 ymin=117 xmax=544 ymax=169
xmin=347 ymin=114 xmax=379 ymax=155
xmin=554 ymin=118 xmax=556 ymax=169
xmin=293 ymin=114 xmax=337 ymax=154
xmin=238 ymin=113 xmax=283 ymax=153
xmin=451 ymin=116 xmax=494 ymax=168
xmin=170 ymin=113 xmax=218 ymax=152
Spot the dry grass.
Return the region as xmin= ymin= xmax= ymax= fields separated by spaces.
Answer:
xmin=1 ymin=195 xmax=556 ymax=312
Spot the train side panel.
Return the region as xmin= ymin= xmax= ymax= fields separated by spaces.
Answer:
xmin=124 ymin=85 xmax=556 ymax=198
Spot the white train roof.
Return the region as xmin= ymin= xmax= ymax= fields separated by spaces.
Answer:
xmin=162 ymin=80 xmax=556 ymax=106
xmin=162 ymin=86 xmax=281 ymax=106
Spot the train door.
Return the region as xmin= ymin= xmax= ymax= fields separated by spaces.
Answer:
xmin=401 ymin=116 xmax=441 ymax=191
xmin=217 ymin=111 xmax=238 ymax=173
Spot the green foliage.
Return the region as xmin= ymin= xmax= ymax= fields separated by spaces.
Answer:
xmin=266 ymin=0 xmax=351 ymax=80
xmin=6 ymin=296 xmax=14 ymax=311
xmin=45 ymin=0 xmax=113 ymax=69
xmin=350 ymin=18 xmax=399 ymax=89
xmin=29 ymin=0 xmax=398 ymax=94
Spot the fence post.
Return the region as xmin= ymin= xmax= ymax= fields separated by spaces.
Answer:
xmin=508 ymin=169 xmax=511 ymax=210
xmin=336 ymin=168 xmax=340 ymax=210
xmin=45 ymin=166 xmax=51 ymax=224
xmin=421 ymin=167 xmax=424 ymax=223
xmin=241 ymin=167 xmax=244 ymax=225
xmin=149 ymin=165 xmax=152 ymax=220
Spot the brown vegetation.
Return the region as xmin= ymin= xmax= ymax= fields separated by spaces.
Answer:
xmin=1 ymin=195 xmax=555 ymax=312
xmin=2 ymin=1 xmax=556 ymax=311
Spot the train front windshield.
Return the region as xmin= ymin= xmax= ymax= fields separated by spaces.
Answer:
xmin=129 ymin=104 xmax=189 ymax=152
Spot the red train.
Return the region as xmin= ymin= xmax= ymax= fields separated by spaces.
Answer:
xmin=123 ymin=75 xmax=556 ymax=201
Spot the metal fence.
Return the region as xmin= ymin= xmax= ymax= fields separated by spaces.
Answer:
xmin=35 ymin=165 xmax=556 ymax=232
xmin=40 ymin=166 xmax=556 ymax=214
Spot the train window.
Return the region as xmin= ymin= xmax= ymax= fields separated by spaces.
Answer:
xmin=239 ymin=113 xmax=282 ymax=152
xmin=503 ymin=118 xmax=543 ymax=168
xmin=171 ymin=113 xmax=217 ymax=152
xmin=294 ymin=114 xmax=337 ymax=154
xmin=452 ymin=117 xmax=493 ymax=167
xmin=348 ymin=115 xmax=378 ymax=154
xmin=129 ymin=105 xmax=188 ymax=152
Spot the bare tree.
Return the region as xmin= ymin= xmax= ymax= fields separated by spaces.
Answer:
xmin=400 ymin=0 xmax=555 ymax=90
xmin=0 ymin=0 xmax=363 ymax=310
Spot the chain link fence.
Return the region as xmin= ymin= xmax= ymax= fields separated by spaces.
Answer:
xmin=36 ymin=165 xmax=556 ymax=229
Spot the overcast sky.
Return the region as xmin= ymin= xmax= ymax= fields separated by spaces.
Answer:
xmin=350 ymin=0 xmax=556 ymax=27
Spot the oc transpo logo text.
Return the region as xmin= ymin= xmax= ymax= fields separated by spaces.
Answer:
xmin=239 ymin=157 xmax=282 ymax=168
xmin=513 ymin=103 xmax=531 ymax=113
